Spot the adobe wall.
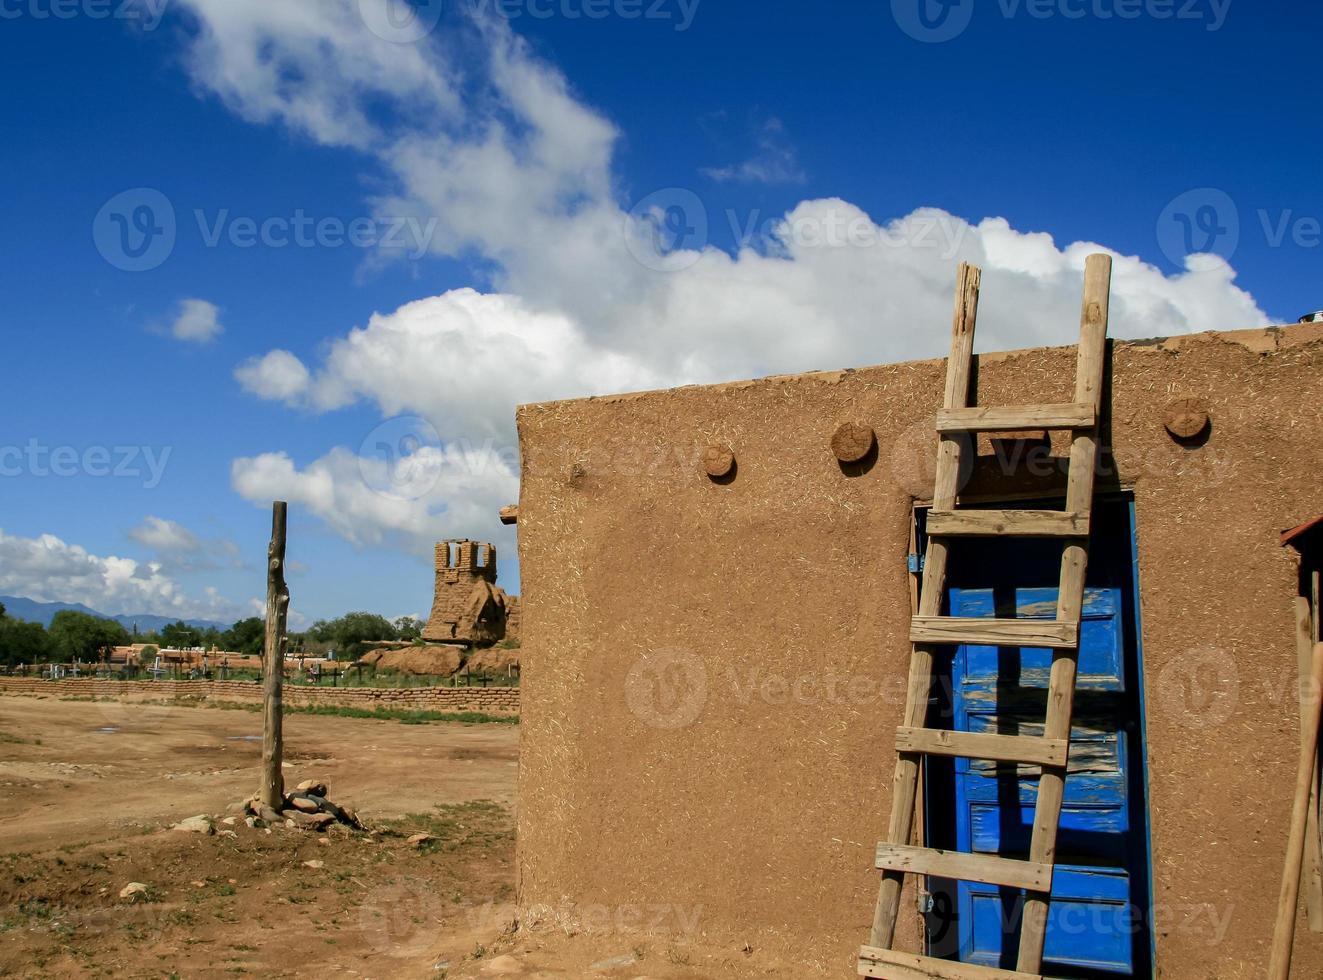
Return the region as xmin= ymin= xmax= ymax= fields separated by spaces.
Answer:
xmin=0 ymin=676 xmax=519 ymax=714
xmin=514 ymin=323 xmax=1323 ymax=977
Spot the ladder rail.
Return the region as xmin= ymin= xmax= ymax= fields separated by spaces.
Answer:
xmin=869 ymin=261 xmax=981 ymax=948
xmin=863 ymin=255 xmax=1113 ymax=978
xmin=1015 ymin=253 xmax=1112 ymax=973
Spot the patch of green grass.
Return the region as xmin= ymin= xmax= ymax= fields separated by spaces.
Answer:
xmin=285 ymin=704 xmax=517 ymax=726
xmin=379 ymin=800 xmax=514 ymax=855
xmin=108 ymin=697 xmax=517 ymax=726
xmin=0 ymin=731 xmax=30 ymax=744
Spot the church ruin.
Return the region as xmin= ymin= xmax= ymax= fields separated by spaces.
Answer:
xmin=422 ymin=539 xmax=519 ymax=646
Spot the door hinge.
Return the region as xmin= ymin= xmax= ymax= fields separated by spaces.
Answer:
xmin=908 ymin=553 xmax=925 ymax=574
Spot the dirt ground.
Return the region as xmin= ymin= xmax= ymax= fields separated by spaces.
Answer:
xmin=0 ymin=695 xmax=808 ymax=979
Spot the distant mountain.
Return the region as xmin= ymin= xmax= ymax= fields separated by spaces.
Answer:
xmin=0 ymin=595 xmax=230 ymax=633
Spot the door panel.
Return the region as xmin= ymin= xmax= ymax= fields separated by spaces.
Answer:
xmin=922 ymin=499 xmax=1152 ymax=977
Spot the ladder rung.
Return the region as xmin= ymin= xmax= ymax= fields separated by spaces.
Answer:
xmin=859 ymin=946 xmax=1042 ymax=980
xmin=875 ymin=843 xmax=1054 ymax=892
xmin=927 ymin=509 xmax=1089 ymax=538
xmin=935 ymin=403 xmax=1095 ymax=433
xmin=895 ymin=727 xmax=1069 ymax=767
xmin=911 ymin=617 xmax=1078 ymax=649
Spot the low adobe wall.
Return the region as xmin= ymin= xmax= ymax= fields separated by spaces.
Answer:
xmin=0 ymin=676 xmax=520 ymax=714
xmin=514 ymin=322 xmax=1323 ymax=976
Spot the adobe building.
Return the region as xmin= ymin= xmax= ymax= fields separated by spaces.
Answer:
xmin=513 ymin=319 xmax=1323 ymax=977
xmin=421 ymin=539 xmax=519 ymax=646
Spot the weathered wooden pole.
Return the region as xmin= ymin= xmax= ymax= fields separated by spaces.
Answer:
xmin=1270 ymin=642 xmax=1323 ymax=980
xmin=259 ymin=501 xmax=290 ymax=810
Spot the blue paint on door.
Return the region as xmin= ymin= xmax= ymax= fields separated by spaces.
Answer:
xmin=921 ymin=498 xmax=1153 ymax=977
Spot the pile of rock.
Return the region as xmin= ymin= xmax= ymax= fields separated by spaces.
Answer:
xmin=229 ymin=779 xmax=365 ymax=832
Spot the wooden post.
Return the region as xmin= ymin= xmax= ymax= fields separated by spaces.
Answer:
xmin=1295 ymin=597 xmax=1323 ymax=932
xmin=1270 ymin=641 xmax=1323 ymax=980
xmin=259 ymin=501 xmax=290 ymax=810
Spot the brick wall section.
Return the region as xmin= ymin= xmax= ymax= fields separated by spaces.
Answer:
xmin=0 ymin=677 xmax=519 ymax=714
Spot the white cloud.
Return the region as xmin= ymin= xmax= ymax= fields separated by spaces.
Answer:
xmin=0 ymin=528 xmax=246 ymax=622
xmin=702 ymin=116 xmax=806 ymax=185
xmin=229 ymin=444 xmax=518 ymax=554
xmin=237 ymin=289 xmax=667 ymax=437
xmin=128 ymin=516 xmax=244 ymax=574
xmin=169 ymin=298 xmax=224 ymax=343
xmin=169 ymin=1 xmax=1275 ymax=554
xmin=176 ymin=0 xmax=461 ymax=149
xmin=129 ymin=516 xmax=201 ymax=553
xmin=234 ymin=350 xmax=311 ymax=402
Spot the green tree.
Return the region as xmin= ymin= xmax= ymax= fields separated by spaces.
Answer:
xmin=393 ymin=616 xmax=424 ymax=641
xmin=0 ymin=617 xmax=53 ymax=666
xmin=222 ymin=617 xmax=265 ymax=656
xmin=159 ymin=621 xmax=200 ymax=649
xmin=313 ymin=612 xmax=398 ymax=659
xmin=47 ymin=611 xmax=129 ymax=662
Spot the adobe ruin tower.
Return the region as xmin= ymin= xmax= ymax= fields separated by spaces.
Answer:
xmin=422 ymin=539 xmax=518 ymax=646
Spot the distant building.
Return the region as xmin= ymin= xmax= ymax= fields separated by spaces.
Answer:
xmin=421 ymin=539 xmax=519 ymax=646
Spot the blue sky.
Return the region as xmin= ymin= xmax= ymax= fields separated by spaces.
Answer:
xmin=0 ymin=0 xmax=1316 ymax=627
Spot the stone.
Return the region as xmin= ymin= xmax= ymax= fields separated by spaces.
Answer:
xmin=221 ymin=816 xmax=237 ymax=826
xmin=296 ymin=779 xmax=328 ymax=797
xmin=407 ymin=833 xmax=434 ymax=847
xmin=244 ymin=816 xmax=258 ymax=829
xmin=218 ymin=829 xmax=238 ymax=839
xmin=119 ymin=882 xmax=149 ymax=901
xmin=290 ymin=796 xmax=321 ymax=814
xmin=282 ymin=809 xmax=335 ymax=829
xmin=481 ymin=954 xmax=524 ymax=975
xmin=257 ymin=805 xmax=284 ymax=824
xmin=302 ymin=859 xmax=324 ymax=869
xmin=172 ymin=815 xmax=214 ymax=835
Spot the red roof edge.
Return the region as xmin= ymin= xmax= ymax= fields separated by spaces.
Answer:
xmin=1282 ymin=514 xmax=1323 ymax=549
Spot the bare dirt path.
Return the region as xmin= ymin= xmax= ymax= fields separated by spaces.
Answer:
xmin=0 ymin=696 xmax=823 ymax=978
xmin=0 ymin=694 xmax=520 ymax=978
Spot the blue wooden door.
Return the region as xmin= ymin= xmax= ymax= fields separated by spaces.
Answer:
xmin=922 ymin=500 xmax=1152 ymax=977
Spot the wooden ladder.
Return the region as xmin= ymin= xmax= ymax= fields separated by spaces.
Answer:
xmin=860 ymin=254 xmax=1113 ymax=980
